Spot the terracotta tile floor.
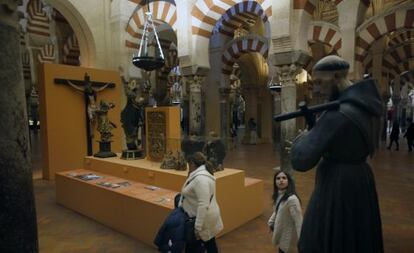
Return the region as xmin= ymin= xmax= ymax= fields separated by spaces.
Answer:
xmin=32 ymin=132 xmax=414 ymax=252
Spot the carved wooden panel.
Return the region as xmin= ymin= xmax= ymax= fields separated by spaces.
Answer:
xmin=147 ymin=111 xmax=166 ymax=161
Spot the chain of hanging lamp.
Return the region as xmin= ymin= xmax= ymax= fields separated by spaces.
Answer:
xmin=132 ymin=0 xmax=165 ymax=71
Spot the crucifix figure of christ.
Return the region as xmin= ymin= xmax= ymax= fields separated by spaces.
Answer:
xmin=55 ymin=73 xmax=115 ymax=156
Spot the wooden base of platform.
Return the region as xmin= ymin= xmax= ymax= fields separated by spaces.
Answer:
xmin=56 ymin=156 xmax=264 ymax=247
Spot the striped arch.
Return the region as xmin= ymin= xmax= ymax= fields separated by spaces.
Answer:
xmin=22 ymin=50 xmax=31 ymax=80
xmin=400 ymin=69 xmax=414 ymax=84
xmin=355 ymin=4 xmax=414 ymax=62
xmin=192 ymin=0 xmax=272 ymax=39
xmin=125 ymin=0 xmax=177 ymax=49
xmin=388 ymin=29 xmax=414 ymax=48
xmin=26 ymin=0 xmax=50 ymax=37
xmin=37 ymin=44 xmax=56 ymax=63
xmin=363 ymin=53 xmax=373 ymax=75
xmin=293 ymin=0 xmax=370 ymax=15
xmin=63 ymin=33 xmax=80 ymax=66
xmin=221 ymin=36 xmax=269 ymax=75
xmin=213 ymin=1 xmax=272 ymax=38
xmin=382 ymin=43 xmax=414 ymax=78
xmin=382 ymin=59 xmax=414 ymax=81
xmin=308 ymin=21 xmax=342 ymax=54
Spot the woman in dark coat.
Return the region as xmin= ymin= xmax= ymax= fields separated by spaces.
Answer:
xmin=291 ymin=55 xmax=384 ymax=253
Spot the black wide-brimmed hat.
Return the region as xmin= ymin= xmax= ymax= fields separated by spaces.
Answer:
xmin=313 ymin=55 xmax=349 ymax=72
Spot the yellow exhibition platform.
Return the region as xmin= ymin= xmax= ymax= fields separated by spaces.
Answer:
xmin=56 ymin=156 xmax=264 ymax=247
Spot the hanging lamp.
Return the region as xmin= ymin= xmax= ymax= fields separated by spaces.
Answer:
xmin=132 ymin=1 xmax=165 ymax=71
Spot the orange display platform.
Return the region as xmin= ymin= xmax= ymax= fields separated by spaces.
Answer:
xmin=57 ymin=156 xmax=264 ymax=243
xmin=56 ymin=169 xmax=176 ymax=246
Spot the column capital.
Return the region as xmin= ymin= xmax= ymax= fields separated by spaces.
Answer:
xmin=274 ymin=64 xmax=303 ymax=87
xmin=271 ymin=50 xmax=311 ymax=68
xmin=180 ymin=64 xmax=210 ymax=77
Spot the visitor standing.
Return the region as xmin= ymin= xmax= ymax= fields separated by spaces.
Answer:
xmin=180 ymin=152 xmax=223 ymax=253
xmin=268 ymin=170 xmax=303 ymax=253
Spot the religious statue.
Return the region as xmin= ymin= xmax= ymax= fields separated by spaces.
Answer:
xmin=181 ymin=135 xmax=205 ymax=160
xmin=203 ymin=131 xmax=226 ymax=172
xmin=160 ymin=150 xmax=187 ymax=170
xmin=290 ymin=55 xmax=384 ymax=252
xmin=62 ymin=73 xmax=114 ymax=155
xmin=160 ymin=151 xmax=176 ymax=170
xmin=170 ymin=81 xmax=182 ymax=104
xmin=121 ymin=79 xmax=145 ymax=159
xmin=67 ymin=73 xmax=111 ymax=136
xmin=94 ymin=100 xmax=117 ymax=158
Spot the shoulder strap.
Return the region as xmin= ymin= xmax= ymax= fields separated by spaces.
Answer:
xmin=182 ymin=174 xmax=215 ymax=205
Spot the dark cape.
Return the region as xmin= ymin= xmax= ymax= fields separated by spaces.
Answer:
xmin=291 ymin=79 xmax=384 ymax=253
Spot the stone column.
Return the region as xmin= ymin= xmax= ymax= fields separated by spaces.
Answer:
xmin=242 ymin=85 xmax=258 ymax=143
xmin=187 ymin=75 xmax=204 ymax=136
xmin=271 ymin=90 xmax=282 ymax=150
xmin=219 ymin=87 xmax=231 ymax=147
xmin=272 ymin=51 xmax=310 ymax=174
xmin=181 ymin=88 xmax=190 ymax=136
xmin=0 ymin=1 xmax=39 ymax=252
xmin=337 ymin=0 xmax=366 ymax=79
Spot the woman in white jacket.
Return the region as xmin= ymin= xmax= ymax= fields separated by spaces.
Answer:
xmin=180 ymin=152 xmax=223 ymax=253
xmin=268 ymin=170 xmax=303 ymax=253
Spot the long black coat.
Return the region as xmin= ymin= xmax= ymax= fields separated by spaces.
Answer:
xmin=291 ymin=79 xmax=384 ymax=253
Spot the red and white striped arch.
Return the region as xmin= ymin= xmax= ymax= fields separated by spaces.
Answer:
xmin=355 ymin=5 xmax=414 ymax=62
xmin=308 ymin=21 xmax=342 ymax=54
xmin=125 ymin=0 xmax=177 ymax=49
xmin=388 ymin=29 xmax=414 ymax=48
xmin=293 ymin=0 xmax=370 ymax=15
xmin=222 ymin=36 xmax=269 ymax=75
xmin=63 ymin=33 xmax=81 ymax=66
xmin=214 ymin=1 xmax=271 ymax=38
xmin=37 ymin=44 xmax=56 ymax=63
xmin=363 ymin=53 xmax=373 ymax=75
xmin=26 ymin=0 xmax=50 ymax=37
xmin=382 ymin=43 xmax=414 ymax=77
xmin=22 ymin=50 xmax=31 ymax=80
xmin=192 ymin=0 xmax=272 ymax=39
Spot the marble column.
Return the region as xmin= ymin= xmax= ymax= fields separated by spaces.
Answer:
xmin=272 ymin=51 xmax=310 ymax=174
xmin=0 ymin=1 xmax=39 ymax=252
xmin=219 ymin=87 xmax=231 ymax=147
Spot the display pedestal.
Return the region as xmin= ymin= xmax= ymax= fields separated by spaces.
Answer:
xmin=121 ymin=149 xmax=143 ymax=160
xmin=56 ymin=169 xmax=176 ymax=247
xmin=56 ymin=156 xmax=264 ymax=247
xmin=93 ymin=141 xmax=117 ymax=158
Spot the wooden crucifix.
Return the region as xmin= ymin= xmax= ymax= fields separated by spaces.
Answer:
xmin=55 ymin=73 xmax=115 ymax=156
